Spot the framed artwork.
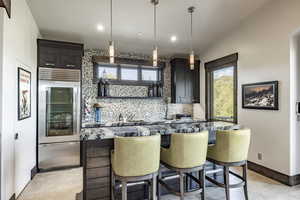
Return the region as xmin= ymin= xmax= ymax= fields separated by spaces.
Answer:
xmin=18 ymin=67 xmax=31 ymax=120
xmin=0 ymin=0 xmax=11 ymax=18
xmin=242 ymin=81 xmax=279 ymax=110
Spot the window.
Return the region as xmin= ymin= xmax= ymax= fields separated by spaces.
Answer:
xmin=120 ymin=66 xmax=138 ymax=81
xmin=141 ymin=68 xmax=158 ymax=81
xmin=205 ymin=53 xmax=238 ymax=123
xmin=97 ymin=65 xmax=117 ymax=79
xmin=94 ymin=62 xmax=163 ymax=85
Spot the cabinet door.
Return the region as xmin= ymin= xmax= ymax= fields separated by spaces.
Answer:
xmin=171 ymin=58 xmax=200 ymax=104
xmin=60 ymin=49 xmax=82 ymax=69
xmin=174 ymin=61 xmax=186 ymax=103
xmin=39 ymin=46 xmax=59 ymax=68
xmin=192 ymin=62 xmax=200 ymax=103
xmin=184 ymin=66 xmax=193 ymax=103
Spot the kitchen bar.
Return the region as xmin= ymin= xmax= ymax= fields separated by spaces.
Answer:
xmin=81 ymin=120 xmax=241 ymax=200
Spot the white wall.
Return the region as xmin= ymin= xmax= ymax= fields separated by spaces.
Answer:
xmin=199 ymin=0 xmax=300 ymax=176
xmin=0 ymin=0 xmax=40 ymax=199
xmin=0 ymin=9 xmax=4 ymax=199
xmin=290 ymin=31 xmax=300 ymax=176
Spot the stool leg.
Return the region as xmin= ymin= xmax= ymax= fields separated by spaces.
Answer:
xmin=111 ymin=171 xmax=115 ymax=200
xmin=243 ymin=163 xmax=249 ymax=200
xmin=179 ymin=172 xmax=185 ymax=200
xmin=200 ymin=168 xmax=206 ymax=200
xmin=148 ymin=180 xmax=152 ymax=200
xmin=213 ymin=163 xmax=217 ymax=180
xmin=152 ymin=174 xmax=157 ymax=200
xmin=157 ymin=171 xmax=162 ymax=200
xmin=122 ymin=181 xmax=127 ymax=200
xmin=224 ymin=166 xmax=230 ymax=200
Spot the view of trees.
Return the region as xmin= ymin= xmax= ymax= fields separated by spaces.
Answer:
xmin=213 ymin=70 xmax=234 ymax=121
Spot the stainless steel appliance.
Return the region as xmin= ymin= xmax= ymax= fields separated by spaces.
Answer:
xmin=38 ymin=68 xmax=81 ymax=171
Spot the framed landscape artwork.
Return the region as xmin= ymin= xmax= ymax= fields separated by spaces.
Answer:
xmin=242 ymin=81 xmax=279 ymax=110
xmin=18 ymin=67 xmax=31 ymax=120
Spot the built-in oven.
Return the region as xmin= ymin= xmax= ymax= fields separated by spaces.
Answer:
xmin=38 ymin=68 xmax=81 ymax=171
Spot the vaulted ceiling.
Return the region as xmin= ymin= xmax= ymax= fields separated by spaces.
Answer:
xmin=27 ymin=0 xmax=272 ymax=56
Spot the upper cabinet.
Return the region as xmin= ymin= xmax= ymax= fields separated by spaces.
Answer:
xmin=38 ymin=39 xmax=84 ymax=69
xmin=171 ymin=58 xmax=200 ymax=104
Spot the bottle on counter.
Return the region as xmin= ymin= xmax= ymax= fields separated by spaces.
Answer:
xmin=97 ymin=80 xmax=104 ymax=97
xmin=103 ymin=80 xmax=110 ymax=97
xmin=148 ymin=85 xmax=153 ymax=97
xmin=119 ymin=113 xmax=124 ymax=122
xmin=153 ymin=83 xmax=158 ymax=97
xmin=93 ymin=103 xmax=104 ymax=123
xmin=157 ymin=82 xmax=163 ymax=97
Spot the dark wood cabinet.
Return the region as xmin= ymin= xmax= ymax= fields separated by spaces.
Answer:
xmin=171 ymin=58 xmax=200 ymax=104
xmin=38 ymin=39 xmax=84 ymax=69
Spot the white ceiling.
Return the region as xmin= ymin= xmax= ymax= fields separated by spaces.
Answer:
xmin=27 ymin=0 xmax=272 ymax=56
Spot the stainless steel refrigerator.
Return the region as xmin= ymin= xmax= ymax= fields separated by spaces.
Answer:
xmin=38 ymin=68 xmax=81 ymax=171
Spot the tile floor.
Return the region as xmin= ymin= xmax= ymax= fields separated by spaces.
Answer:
xmin=17 ymin=167 xmax=300 ymax=200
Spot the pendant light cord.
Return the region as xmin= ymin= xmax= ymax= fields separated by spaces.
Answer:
xmin=110 ymin=0 xmax=113 ymax=41
xmin=154 ymin=2 xmax=157 ymax=48
xmin=190 ymin=8 xmax=193 ymax=52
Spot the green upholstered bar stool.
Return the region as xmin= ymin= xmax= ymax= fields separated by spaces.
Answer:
xmin=206 ymin=129 xmax=251 ymax=200
xmin=111 ymin=134 xmax=161 ymax=200
xmin=158 ymin=131 xmax=209 ymax=200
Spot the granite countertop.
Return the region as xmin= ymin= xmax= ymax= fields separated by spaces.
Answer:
xmin=82 ymin=119 xmax=205 ymax=128
xmin=80 ymin=120 xmax=241 ymax=142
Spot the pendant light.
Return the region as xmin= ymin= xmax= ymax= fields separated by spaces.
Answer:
xmin=109 ymin=0 xmax=114 ymax=64
xmin=151 ymin=0 xmax=159 ymax=67
xmin=188 ymin=6 xmax=195 ymax=70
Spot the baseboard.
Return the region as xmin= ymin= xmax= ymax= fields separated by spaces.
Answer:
xmin=9 ymin=193 xmax=16 ymax=200
xmin=31 ymin=165 xmax=38 ymax=180
xmin=247 ymin=161 xmax=300 ymax=186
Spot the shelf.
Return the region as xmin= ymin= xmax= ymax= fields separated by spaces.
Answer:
xmin=96 ymin=96 xmax=163 ymax=99
xmin=47 ymin=103 xmax=73 ymax=105
xmin=48 ymin=120 xmax=73 ymax=123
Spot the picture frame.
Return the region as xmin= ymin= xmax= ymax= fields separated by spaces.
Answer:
xmin=242 ymin=81 xmax=279 ymax=110
xmin=18 ymin=67 xmax=31 ymax=120
xmin=0 ymin=0 xmax=11 ymax=18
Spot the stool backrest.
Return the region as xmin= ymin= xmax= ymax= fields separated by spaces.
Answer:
xmin=113 ymin=134 xmax=161 ymax=177
xmin=168 ymin=131 xmax=208 ymax=168
xmin=214 ymin=129 xmax=251 ymax=163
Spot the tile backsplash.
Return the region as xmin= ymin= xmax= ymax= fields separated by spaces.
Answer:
xmin=82 ymin=49 xmax=171 ymax=123
xmin=109 ymin=85 xmax=148 ymax=97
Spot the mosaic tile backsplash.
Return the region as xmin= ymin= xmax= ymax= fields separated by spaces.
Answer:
xmin=109 ymin=85 xmax=148 ymax=97
xmin=82 ymin=49 xmax=173 ymax=123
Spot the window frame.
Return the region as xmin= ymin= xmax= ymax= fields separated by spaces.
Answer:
xmin=119 ymin=64 xmax=139 ymax=82
xmin=96 ymin=64 xmax=119 ymax=80
xmin=205 ymin=53 xmax=238 ymax=123
xmin=93 ymin=61 xmax=164 ymax=86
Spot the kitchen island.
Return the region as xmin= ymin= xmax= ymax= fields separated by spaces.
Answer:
xmin=81 ymin=120 xmax=241 ymax=200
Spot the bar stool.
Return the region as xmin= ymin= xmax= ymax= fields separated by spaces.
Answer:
xmin=158 ymin=131 xmax=209 ymax=200
xmin=111 ymin=134 xmax=161 ymax=200
xmin=206 ymin=129 xmax=251 ymax=200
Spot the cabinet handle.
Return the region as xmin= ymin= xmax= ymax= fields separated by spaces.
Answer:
xmin=66 ymin=64 xmax=75 ymax=67
xmin=45 ymin=62 xmax=55 ymax=66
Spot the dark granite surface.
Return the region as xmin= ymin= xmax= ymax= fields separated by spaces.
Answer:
xmin=82 ymin=119 xmax=205 ymax=128
xmin=81 ymin=120 xmax=241 ymax=143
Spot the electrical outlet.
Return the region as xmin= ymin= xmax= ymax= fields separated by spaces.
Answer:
xmin=258 ymin=153 xmax=263 ymax=160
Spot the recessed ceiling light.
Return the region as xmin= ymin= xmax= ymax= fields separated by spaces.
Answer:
xmin=97 ymin=24 xmax=105 ymax=32
xmin=171 ymin=35 xmax=177 ymax=42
